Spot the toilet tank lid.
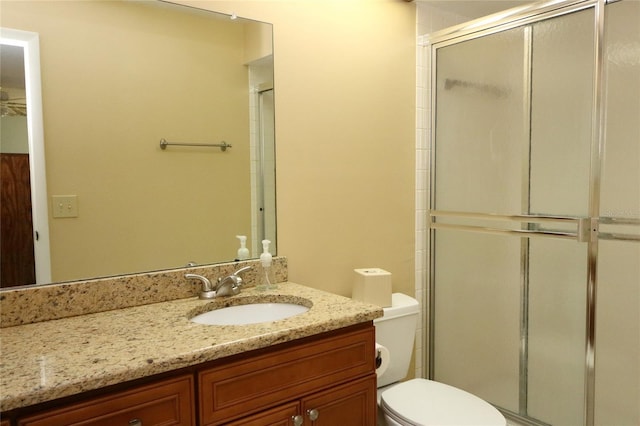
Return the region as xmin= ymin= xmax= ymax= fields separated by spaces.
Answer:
xmin=374 ymin=293 xmax=419 ymax=322
xmin=381 ymin=379 xmax=506 ymax=426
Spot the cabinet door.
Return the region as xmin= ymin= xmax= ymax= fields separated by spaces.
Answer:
xmin=226 ymin=401 xmax=300 ymax=426
xmin=199 ymin=325 xmax=375 ymax=425
xmin=18 ymin=375 xmax=194 ymax=426
xmin=301 ymin=376 xmax=376 ymax=426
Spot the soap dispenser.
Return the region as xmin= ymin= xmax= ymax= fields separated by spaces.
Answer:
xmin=257 ymin=239 xmax=276 ymax=291
xmin=236 ymin=235 xmax=250 ymax=261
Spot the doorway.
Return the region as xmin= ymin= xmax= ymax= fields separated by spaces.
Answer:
xmin=1 ymin=28 xmax=51 ymax=287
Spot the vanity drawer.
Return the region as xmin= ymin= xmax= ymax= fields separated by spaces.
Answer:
xmin=18 ymin=375 xmax=194 ymax=426
xmin=199 ymin=324 xmax=375 ymax=425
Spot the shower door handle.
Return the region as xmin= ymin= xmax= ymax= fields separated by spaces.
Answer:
xmin=598 ymin=217 xmax=640 ymax=242
xmin=429 ymin=210 xmax=591 ymax=242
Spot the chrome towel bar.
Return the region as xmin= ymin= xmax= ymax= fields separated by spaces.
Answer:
xmin=159 ymin=138 xmax=232 ymax=152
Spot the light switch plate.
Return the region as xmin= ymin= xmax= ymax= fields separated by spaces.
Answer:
xmin=52 ymin=195 xmax=78 ymax=218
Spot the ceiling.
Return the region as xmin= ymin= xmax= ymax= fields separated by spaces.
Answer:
xmin=1 ymin=44 xmax=25 ymax=90
xmin=418 ymin=0 xmax=532 ymax=19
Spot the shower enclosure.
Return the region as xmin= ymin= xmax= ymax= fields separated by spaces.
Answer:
xmin=425 ymin=1 xmax=638 ymax=425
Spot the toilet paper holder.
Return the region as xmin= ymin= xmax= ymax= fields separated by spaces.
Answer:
xmin=375 ymin=343 xmax=390 ymax=378
xmin=376 ymin=349 xmax=383 ymax=368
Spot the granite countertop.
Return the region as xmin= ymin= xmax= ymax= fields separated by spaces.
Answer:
xmin=0 ymin=282 xmax=383 ymax=412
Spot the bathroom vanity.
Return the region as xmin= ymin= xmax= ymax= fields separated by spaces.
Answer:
xmin=12 ymin=324 xmax=375 ymax=425
xmin=0 ymin=274 xmax=382 ymax=426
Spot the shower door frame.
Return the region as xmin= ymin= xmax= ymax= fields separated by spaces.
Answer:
xmin=424 ymin=1 xmax=635 ymax=425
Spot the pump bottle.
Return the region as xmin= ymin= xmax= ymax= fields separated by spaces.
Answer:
xmin=257 ymin=239 xmax=276 ymax=291
xmin=235 ymin=235 xmax=250 ymax=261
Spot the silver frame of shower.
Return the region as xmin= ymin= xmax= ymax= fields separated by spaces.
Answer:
xmin=423 ymin=1 xmax=617 ymax=425
xmin=257 ymin=86 xmax=274 ymax=243
xmin=585 ymin=2 xmax=606 ymax=425
xmin=519 ymin=24 xmax=534 ymax=418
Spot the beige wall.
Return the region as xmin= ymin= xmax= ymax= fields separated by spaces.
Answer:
xmin=180 ymin=0 xmax=417 ymax=298
xmin=244 ymin=20 xmax=273 ymax=64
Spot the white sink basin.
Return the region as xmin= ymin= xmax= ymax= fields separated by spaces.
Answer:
xmin=190 ymin=302 xmax=310 ymax=325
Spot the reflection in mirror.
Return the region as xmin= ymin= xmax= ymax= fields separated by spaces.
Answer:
xmin=1 ymin=27 xmax=50 ymax=288
xmin=0 ymin=1 xmax=275 ymax=288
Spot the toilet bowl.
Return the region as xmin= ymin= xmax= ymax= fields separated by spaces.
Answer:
xmin=374 ymin=293 xmax=506 ymax=426
xmin=380 ymin=379 xmax=506 ymax=426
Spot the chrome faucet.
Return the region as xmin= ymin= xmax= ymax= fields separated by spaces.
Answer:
xmin=215 ymin=265 xmax=252 ymax=297
xmin=185 ymin=265 xmax=252 ymax=299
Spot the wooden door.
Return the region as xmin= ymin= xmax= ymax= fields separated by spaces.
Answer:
xmin=1 ymin=153 xmax=36 ymax=287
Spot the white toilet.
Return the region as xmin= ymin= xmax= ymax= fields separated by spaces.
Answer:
xmin=374 ymin=293 xmax=506 ymax=426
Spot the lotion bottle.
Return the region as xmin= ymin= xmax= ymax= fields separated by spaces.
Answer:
xmin=257 ymin=239 xmax=276 ymax=291
xmin=236 ymin=235 xmax=250 ymax=260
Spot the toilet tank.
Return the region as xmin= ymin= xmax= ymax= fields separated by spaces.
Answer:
xmin=374 ymin=293 xmax=420 ymax=388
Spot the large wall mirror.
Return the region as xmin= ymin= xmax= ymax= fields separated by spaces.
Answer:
xmin=0 ymin=0 xmax=276 ymax=288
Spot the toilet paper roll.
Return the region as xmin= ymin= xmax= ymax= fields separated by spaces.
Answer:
xmin=375 ymin=343 xmax=391 ymax=379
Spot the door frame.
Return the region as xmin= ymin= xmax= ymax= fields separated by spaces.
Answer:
xmin=1 ymin=27 xmax=51 ymax=285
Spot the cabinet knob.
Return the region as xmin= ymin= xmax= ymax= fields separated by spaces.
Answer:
xmin=129 ymin=419 xmax=142 ymax=426
xmin=292 ymin=414 xmax=304 ymax=426
xmin=307 ymin=408 xmax=319 ymax=421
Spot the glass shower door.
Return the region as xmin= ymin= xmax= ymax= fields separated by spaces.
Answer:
xmin=594 ymin=1 xmax=640 ymax=424
xmin=431 ymin=26 xmax=528 ymax=415
xmin=526 ymin=9 xmax=594 ymax=426
xmin=430 ymin=6 xmax=596 ymax=426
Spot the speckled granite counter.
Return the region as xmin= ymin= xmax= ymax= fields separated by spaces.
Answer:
xmin=0 ymin=282 xmax=383 ymax=412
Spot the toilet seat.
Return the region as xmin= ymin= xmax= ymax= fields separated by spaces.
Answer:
xmin=380 ymin=379 xmax=506 ymax=426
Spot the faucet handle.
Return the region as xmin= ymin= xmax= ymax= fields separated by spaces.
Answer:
xmin=185 ymin=273 xmax=212 ymax=290
xmin=185 ymin=273 xmax=216 ymax=299
xmin=232 ymin=265 xmax=252 ymax=276
xmin=230 ymin=265 xmax=252 ymax=290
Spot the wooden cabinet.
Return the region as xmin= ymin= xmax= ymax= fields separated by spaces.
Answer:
xmin=17 ymin=375 xmax=194 ymax=426
xmin=227 ymin=377 xmax=376 ymax=426
xmin=199 ymin=324 xmax=376 ymax=425
xmin=10 ymin=323 xmax=376 ymax=426
xmin=301 ymin=376 xmax=376 ymax=425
